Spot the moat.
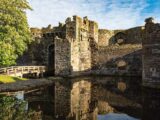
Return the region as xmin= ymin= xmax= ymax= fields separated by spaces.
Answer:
xmin=1 ymin=76 xmax=160 ymax=120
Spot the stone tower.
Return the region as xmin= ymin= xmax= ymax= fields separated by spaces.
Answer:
xmin=142 ymin=17 xmax=160 ymax=88
xmin=68 ymin=16 xmax=98 ymax=75
xmin=43 ymin=16 xmax=98 ymax=76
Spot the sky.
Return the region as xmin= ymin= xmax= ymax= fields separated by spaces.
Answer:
xmin=26 ymin=0 xmax=160 ymax=30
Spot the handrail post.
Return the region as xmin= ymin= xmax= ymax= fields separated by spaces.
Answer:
xmin=28 ymin=67 xmax=29 ymax=73
xmin=7 ymin=70 xmax=9 ymax=75
xmin=14 ymin=68 xmax=16 ymax=76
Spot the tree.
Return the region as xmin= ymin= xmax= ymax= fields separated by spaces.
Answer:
xmin=0 ymin=0 xmax=32 ymax=67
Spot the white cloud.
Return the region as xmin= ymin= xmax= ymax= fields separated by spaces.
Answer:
xmin=26 ymin=0 xmax=154 ymax=29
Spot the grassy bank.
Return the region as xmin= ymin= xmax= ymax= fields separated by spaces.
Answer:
xmin=0 ymin=75 xmax=27 ymax=83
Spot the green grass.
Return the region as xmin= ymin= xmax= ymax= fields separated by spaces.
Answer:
xmin=0 ymin=75 xmax=27 ymax=83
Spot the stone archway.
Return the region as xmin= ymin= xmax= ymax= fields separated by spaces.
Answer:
xmin=48 ymin=44 xmax=55 ymax=75
xmin=115 ymin=32 xmax=126 ymax=45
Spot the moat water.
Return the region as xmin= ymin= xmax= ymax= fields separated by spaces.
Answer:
xmin=0 ymin=76 xmax=160 ymax=120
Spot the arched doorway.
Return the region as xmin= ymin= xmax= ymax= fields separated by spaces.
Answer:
xmin=48 ymin=44 xmax=55 ymax=75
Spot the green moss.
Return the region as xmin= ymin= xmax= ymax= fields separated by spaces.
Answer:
xmin=0 ymin=75 xmax=27 ymax=83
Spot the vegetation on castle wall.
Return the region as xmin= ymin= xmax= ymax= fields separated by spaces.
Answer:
xmin=0 ymin=0 xmax=32 ymax=66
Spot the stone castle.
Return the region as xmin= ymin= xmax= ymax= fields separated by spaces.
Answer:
xmin=23 ymin=16 xmax=160 ymax=87
xmin=14 ymin=16 xmax=160 ymax=120
xmin=29 ymin=16 xmax=143 ymax=75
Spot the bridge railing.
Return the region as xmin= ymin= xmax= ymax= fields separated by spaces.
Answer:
xmin=0 ymin=66 xmax=46 ymax=75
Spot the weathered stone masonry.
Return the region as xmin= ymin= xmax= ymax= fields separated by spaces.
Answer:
xmin=29 ymin=16 xmax=145 ymax=76
xmin=142 ymin=18 xmax=160 ymax=88
xmin=30 ymin=16 xmax=99 ymax=76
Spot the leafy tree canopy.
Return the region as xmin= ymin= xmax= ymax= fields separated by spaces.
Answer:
xmin=0 ymin=0 xmax=32 ymax=67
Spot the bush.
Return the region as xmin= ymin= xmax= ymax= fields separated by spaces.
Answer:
xmin=0 ymin=96 xmax=37 ymax=120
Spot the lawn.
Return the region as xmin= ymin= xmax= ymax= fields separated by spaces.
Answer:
xmin=0 ymin=75 xmax=27 ymax=83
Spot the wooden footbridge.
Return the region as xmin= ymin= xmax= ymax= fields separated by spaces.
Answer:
xmin=0 ymin=66 xmax=46 ymax=78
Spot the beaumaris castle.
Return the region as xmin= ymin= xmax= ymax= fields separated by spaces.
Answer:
xmin=20 ymin=16 xmax=160 ymax=88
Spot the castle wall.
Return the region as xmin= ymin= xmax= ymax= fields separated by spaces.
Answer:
xmin=98 ymin=27 xmax=143 ymax=47
xmin=92 ymin=26 xmax=144 ymax=76
xmin=98 ymin=29 xmax=114 ymax=46
xmin=91 ymin=44 xmax=142 ymax=76
xmin=125 ymin=27 xmax=143 ymax=44
xmin=98 ymin=29 xmax=124 ymax=46
xmin=54 ymin=38 xmax=71 ymax=76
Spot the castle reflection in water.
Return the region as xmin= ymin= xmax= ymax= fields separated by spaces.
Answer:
xmin=24 ymin=76 xmax=160 ymax=120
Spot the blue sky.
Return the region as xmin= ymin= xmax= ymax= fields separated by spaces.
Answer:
xmin=26 ymin=0 xmax=160 ymax=29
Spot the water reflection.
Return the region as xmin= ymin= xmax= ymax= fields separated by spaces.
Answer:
xmin=1 ymin=76 xmax=160 ymax=120
xmin=142 ymin=87 xmax=160 ymax=120
xmin=53 ymin=76 xmax=142 ymax=120
xmin=98 ymin=113 xmax=139 ymax=120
